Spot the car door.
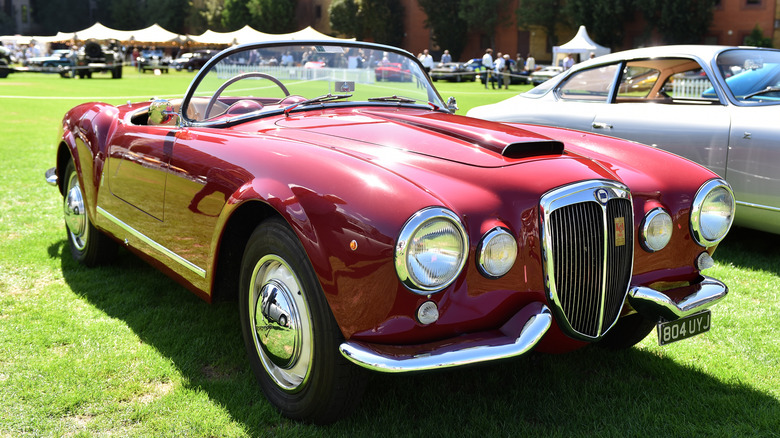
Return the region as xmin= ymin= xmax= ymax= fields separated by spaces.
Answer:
xmin=725 ymin=105 xmax=780 ymax=230
xmin=588 ymin=61 xmax=731 ymax=176
xmin=106 ymin=125 xmax=175 ymax=221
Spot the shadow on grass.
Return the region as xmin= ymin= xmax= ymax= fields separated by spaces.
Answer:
xmin=54 ymin=239 xmax=780 ymax=437
xmin=713 ymin=226 xmax=780 ymax=276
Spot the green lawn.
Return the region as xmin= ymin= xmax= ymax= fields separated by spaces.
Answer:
xmin=1 ymin=70 xmax=778 ymax=437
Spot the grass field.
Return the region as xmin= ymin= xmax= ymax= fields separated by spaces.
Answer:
xmin=1 ymin=68 xmax=779 ymax=437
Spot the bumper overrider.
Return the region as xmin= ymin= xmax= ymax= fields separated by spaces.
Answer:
xmin=339 ymin=275 xmax=727 ymax=372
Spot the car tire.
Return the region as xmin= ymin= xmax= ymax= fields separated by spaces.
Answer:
xmin=63 ymin=159 xmax=117 ymax=266
xmin=111 ymin=65 xmax=122 ymax=79
xmin=596 ymin=313 xmax=656 ymax=349
xmin=239 ymin=218 xmax=366 ymax=424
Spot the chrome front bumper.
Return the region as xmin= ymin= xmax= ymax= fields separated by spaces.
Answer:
xmin=628 ymin=275 xmax=728 ymax=322
xmin=339 ymin=276 xmax=727 ymax=373
xmin=339 ymin=301 xmax=552 ymax=373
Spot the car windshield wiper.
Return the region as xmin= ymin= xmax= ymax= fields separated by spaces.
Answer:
xmin=368 ymin=95 xmax=419 ymax=104
xmin=284 ymin=93 xmax=352 ymax=116
xmin=743 ymin=86 xmax=780 ymax=99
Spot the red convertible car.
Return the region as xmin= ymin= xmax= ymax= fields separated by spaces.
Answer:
xmin=46 ymin=40 xmax=734 ymax=423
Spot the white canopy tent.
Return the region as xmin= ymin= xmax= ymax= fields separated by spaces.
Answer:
xmin=186 ymin=25 xmax=350 ymax=45
xmin=2 ymin=24 xmax=348 ymax=49
xmin=552 ymin=25 xmax=610 ymax=65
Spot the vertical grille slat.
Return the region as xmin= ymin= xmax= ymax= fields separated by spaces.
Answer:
xmin=541 ymin=181 xmax=634 ymax=340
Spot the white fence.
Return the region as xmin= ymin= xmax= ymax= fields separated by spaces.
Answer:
xmin=215 ymin=64 xmax=377 ymax=85
xmin=672 ymin=78 xmax=712 ymax=99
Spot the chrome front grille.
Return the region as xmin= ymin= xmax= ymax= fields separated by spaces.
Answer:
xmin=540 ymin=181 xmax=634 ymax=340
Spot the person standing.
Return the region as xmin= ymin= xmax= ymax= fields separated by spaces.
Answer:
xmin=481 ymin=48 xmax=493 ymax=89
xmin=493 ymin=52 xmax=504 ymax=90
xmin=525 ymin=53 xmax=535 ymax=72
xmin=502 ymin=54 xmax=511 ymax=89
xmin=419 ymin=49 xmax=434 ymax=74
xmin=440 ymin=49 xmax=451 ymax=64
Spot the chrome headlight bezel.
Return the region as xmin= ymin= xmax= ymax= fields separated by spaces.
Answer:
xmin=690 ymin=179 xmax=735 ymax=247
xmin=640 ymin=207 xmax=673 ymax=252
xmin=476 ymin=227 xmax=518 ymax=279
xmin=395 ymin=207 xmax=469 ymax=294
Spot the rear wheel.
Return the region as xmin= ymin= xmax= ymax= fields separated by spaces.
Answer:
xmin=239 ymin=218 xmax=365 ymax=424
xmin=63 ymin=159 xmax=116 ymax=266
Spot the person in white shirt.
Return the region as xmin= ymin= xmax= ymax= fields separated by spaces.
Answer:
xmin=419 ymin=49 xmax=434 ymax=74
xmin=493 ymin=52 xmax=505 ymax=90
xmin=481 ymin=48 xmax=493 ymax=89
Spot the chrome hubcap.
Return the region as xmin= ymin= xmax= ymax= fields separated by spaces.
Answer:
xmin=64 ymin=174 xmax=87 ymax=250
xmin=249 ymin=255 xmax=312 ymax=392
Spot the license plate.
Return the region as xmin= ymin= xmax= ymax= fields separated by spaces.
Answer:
xmin=657 ymin=310 xmax=711 ymax=346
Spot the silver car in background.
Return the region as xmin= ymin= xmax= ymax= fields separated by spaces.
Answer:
xmin=468 ymin=45 xmax=780 ymax=235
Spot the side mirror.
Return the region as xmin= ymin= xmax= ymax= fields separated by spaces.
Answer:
xmin=148 ymin=99 xmax=179 ymax=125
xmin=446 ymin=96 xmax=458 ymax=113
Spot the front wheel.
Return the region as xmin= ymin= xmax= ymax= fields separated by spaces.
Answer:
xmin=239 ymin=218 xmax=365 ymax=424
xmin=62 ymin=159 xmax=116 ymax=266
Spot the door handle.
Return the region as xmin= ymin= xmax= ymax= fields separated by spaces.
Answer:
xmin=592 ymin=122 xmax=613 ymax=129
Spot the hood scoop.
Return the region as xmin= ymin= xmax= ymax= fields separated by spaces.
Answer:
xmin=362 ymin=110 xmax=564 ymax=159
xmin=501 ymin=140 xmax=564 ymax=159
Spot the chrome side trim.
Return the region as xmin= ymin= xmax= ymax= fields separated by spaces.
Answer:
xmin=736 ymin=200 xmax=780 ymax=213
xmin=339 ymin=303 xmax=551 ymax=373
xmin=628 ymin=275 xmax=727 ymax=321
xmin=97 ymin=206 xmax=207 ymax=278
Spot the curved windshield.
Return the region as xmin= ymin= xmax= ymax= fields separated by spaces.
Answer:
xmin=716 ymin=48 xmax=780 ymax=104
xmin=182 ymin=41 xmax=444 ymax=123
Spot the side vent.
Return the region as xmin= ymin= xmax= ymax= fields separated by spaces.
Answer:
xmin=502 ymin=141 xmax=564 ymax=159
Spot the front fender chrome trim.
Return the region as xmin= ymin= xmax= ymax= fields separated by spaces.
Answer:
xmin=339 ymin=302 xmax=551 ymax=373
xmin=628 ymin=275 xmax=727 ymax=321
xmin=97 ymin=206 xmax=206 ymax=278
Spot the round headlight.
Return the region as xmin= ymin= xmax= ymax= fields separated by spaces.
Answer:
xmin=477 ymin=227 xmax=517 ymax=278
xmin=641 ymin=208 xmax=673 ymax=252
xmin=690 ymin=179 xmax=735 ymax=247
xmin=395 ymin=207 xmax=468 ymax=294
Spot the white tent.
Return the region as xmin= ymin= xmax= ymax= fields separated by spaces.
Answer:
xmin=72 ymin=22 xmax=134 ymax=41
xmin=552 ymin=25 xmax=610 ymax=65
xmin=186 ymin=25 xmax=350 ymax=45
xmin=127 ymin=24 xmax=184 ymax=44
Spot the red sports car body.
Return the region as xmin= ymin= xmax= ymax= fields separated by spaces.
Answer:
xmin=47 ymin=40 xmax=734 ymax=423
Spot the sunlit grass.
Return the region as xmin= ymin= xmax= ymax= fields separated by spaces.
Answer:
xmin=0 ymin=71 xmax=778 ymax=437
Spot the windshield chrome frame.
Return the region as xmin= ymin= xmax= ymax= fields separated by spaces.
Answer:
xmin=179 ymin=40 xmax=447 ymax=128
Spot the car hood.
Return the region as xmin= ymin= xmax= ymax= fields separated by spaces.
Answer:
xmin=266 ymin=107 xmax=564 ymax=168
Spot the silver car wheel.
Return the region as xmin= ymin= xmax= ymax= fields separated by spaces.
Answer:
xmin=249 ymin=254 xmax=313 ymax=392
xmin=64 ymin=171 xmax=88 ymax=251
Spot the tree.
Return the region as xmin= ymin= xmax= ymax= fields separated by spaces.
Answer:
xmin=418 ymin=0 xmax=468 ymax=60
xmin=30 ymin=0 xmax=93 ymax=33
xmin=330 ymin=0 xmax=405 ymax=46
xmin=458 ymin=0 xmax=510 ymax=48
xmin=515 ymin=0 xmax=565 ymax=49
xmin=246 ymin=0 xmax=297 ymax=34
xmin=744 ymin=25 xmax=773 ymax=48
xmin=221 ymin=0 xmax=252 ymax=31
xmin=330 ymin=0 xmax=365 ymax=39
xmin=0 ymin=10 xmax=15 ymax=35
xmin=637 ymin=0 xmax=716 ymax=44
xmin=563 ymin=0 xmax=634 ymax=50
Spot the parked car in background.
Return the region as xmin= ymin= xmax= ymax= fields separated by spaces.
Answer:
xmin=530 ymin=65 xmax=563 ymax=85
xmin=468 ymin=45 xmax=780 ymax=235
xmin=70 ymin=40 xmax=123 ymax=79
xmin=171 ymin=50 xmax=216 ymax=71
xmin=26 ymin=49 xmax=71 ymax=70
xmin=46 ymin=39 xmax=734 ymax=424
xmin=375 ymin=61 xmax=411 ymax=81
xmin=138 ymin=49 xmax=170 ymax=73
xmin=430 ymin=62 xmax=476 ymax=82
xmin=0 ymin=46 xmax=13 ymax=78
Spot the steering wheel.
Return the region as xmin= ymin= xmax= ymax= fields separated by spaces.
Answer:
xmin=204 ymin=72 xmax=290 ymax=119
